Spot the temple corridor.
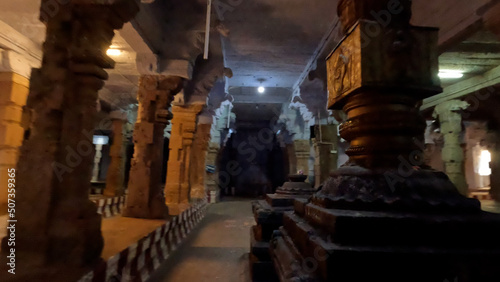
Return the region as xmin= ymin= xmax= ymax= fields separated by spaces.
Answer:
xmin=4 ymin=0 xmax=500 ymax=281
xmin=147 ymin=199 xmax=253 ymax=282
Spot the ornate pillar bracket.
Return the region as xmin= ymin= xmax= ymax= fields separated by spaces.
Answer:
xmin=270 ymin=1 xmax=500 ymax=281
xmin=433 ymin=100 xmax=470 ymax=195
xmin=0 ymin=0 xmax=140 ymax=279
xmin=123 ymin=75 xmax=184 ymax=219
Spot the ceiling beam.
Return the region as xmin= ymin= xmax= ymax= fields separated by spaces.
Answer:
xmin=421 ymin=65 xmax=500 ymax=110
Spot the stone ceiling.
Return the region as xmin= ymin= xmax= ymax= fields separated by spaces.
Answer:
xmin=1 ymin=0 xmax=500 ymax=125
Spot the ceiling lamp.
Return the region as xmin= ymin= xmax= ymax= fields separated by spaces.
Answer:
xmin=106 ymin=48 xmax=122 ymax=56
xmin=438 ymin=69 xmax=464 ymax=79
xmin=258 ymin=86 xmax=265 ymax=94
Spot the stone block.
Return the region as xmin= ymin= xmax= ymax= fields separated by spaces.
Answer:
xmin=0 ymin=122 xmax=24 ymax=147
xmin=0 ymin=104 xmax=22 ymax=123
xmin=0 ymin=148 xmax=19 ymax=166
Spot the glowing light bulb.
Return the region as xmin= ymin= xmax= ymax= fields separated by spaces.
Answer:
xmin=438 ymin=70 xmax=463 ymax=79
xmin=258 ymin=86 xmax=265 ymax=94
xmin=106 ymin=48 xmax=122 ymax=56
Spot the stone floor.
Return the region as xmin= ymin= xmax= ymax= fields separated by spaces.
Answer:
xmin=480 ymin=200 xmax=500 ymax=214
xmin=100 ymin=215 xmax=166 ymax=259
xmin=146 ymin=198 xmax=254 ymax=282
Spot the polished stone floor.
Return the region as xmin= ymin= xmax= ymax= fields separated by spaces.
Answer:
xmin=146 ymin=198 xmax=254 ymax=282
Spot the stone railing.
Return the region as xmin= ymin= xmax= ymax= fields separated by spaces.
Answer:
xmin=78 ymin=199 xmax=208 ymax=282
xmin=92 ymin=195 xmax=128 ymax=218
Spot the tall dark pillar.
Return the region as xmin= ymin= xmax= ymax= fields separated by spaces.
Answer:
xmin=270 ymin=1 xmax=500 ymax=281
xmin=0 ymin=1 xmax=139 ymax=280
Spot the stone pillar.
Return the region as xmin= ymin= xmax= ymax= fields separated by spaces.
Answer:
xmin=293 ymin=140 xmax=309 ymax=175
xmin=165 ymin=104 xmax=204 ymax=215
xmin=123 ymin=75 xmax=183 ymax=219
xmin=313 ymin=124 xmax=339 ymax=188
xmin=104 ymin=111 xmax=128 ymax=197
xmin=433 ymin=100 xmax=469 ymax=195
xmin=189 ymin=122 xmax=212 ymax=199
xmin=0 ymin=1 xmax=139 ymax=279
xmin=206 ymin=141 xmax=220 ymax=201
xmin=91 ymin=144 xmax=104 ymax=182
xmin=270 ymin=1 xmax=500 ymax=280
xmin=286 ymin=143 xmax=297 ymax=175
xmin=0 ymin=72 xmax=29 ymax=215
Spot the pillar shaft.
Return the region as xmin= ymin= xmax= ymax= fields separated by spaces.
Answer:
xmin=433 ymin=100 xmax=469 ymax=195
xmin=104 ymin=117 xmax=127 ymax=197
xmin=313 ymin=125 xmax=339 ymax=188
xmin=293 ymin=140 xmax=309 ymax=175
xmin=190 ymin=123 xmax=212 ymax=199
xmin=165 ymin=104 xmax=203 ymax=215
xmin=123 ymin=75 xmax=183 ymax=219
xmin=206 ymin=142 xmax=220 ymax=193
xmin=0 ymin=73 xmax=29 ymax=215
xmin=91 ymin=144 xmax=104 ymax=182
xmin=0 ymin=1 xmax=139 ymax=278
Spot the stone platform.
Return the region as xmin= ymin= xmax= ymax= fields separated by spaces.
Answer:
xmin=250 ymin=175 xmax=316 ymax=282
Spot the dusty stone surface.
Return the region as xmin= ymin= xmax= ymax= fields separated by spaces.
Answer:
xmin=147 ymin=199 xmax=253 ymax=282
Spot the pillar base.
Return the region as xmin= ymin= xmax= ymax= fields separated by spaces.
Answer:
xmin=270 ymin=167 xmax=500 ymax=281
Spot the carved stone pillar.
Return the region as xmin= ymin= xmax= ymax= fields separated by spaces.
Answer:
xmin=293 ymin=140 xmax=309 ymax=176
xmin=433 ymin=100 xmax=469 ymax=195
xmin=206 ymin=141 xmax=220 ymax=200
xmin=190 ymin=122 xmax=212 ymax=199
xmin=313 ymin=124 xmax=339 ymax=188
xmin=123 ymin=75 xmax=183 ymax=219
xmin=104 ymin=111 xmax=128 ymax=197
xmin=0 ymin=1 xmax=139 ymax=279
xmin=0 ymin=73 xmax=29 ymax=215
xmin=270 ymin=1 xmax=500 ymax=281
xmin=165 ymin=103 xmax=204 ymax=215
